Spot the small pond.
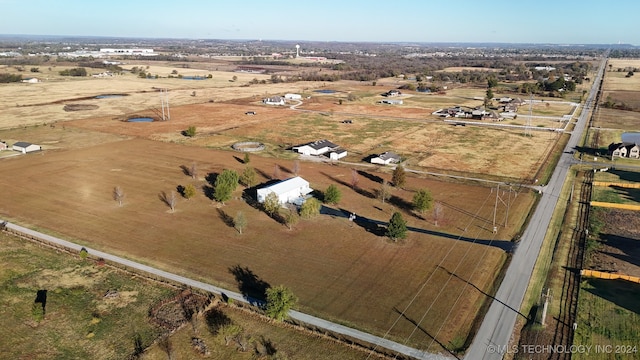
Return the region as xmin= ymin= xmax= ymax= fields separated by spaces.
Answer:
xmin=314 ymin=89 xmax=336 ymax=94
xmin=621 ymin=132 xmax=640 ymax=144
xmin=127 ymin=117 xmax=154 ymax=123
xmin=181 ymin=76 xmax=207 ymax=80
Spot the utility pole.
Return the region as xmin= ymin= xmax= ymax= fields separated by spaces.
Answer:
xmin=541 ymin=288 xmax=552 ymax=326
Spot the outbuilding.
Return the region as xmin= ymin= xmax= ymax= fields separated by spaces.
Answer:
xmin=370 ymin=151 xmax=401 ymax=165
xmin=284 ymin=93 xmax=302 ymax=100
xmin=256 ymin=177 xmax=313 ymax=205
xmin=0 ymin=141 xmax=7 ymax=151
xmin=12 ymin=141 xmax=41 ymax=153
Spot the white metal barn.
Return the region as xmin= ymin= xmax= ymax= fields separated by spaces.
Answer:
xmin=12 ymin=142 xmax=41 ymax=153
xmin=294 ymin=139 xmax=339 ymax=156
xmin=256 ymin=177 xmax=313 ymax=205
xmin=284 ymin=93 xmax=302 ymax=100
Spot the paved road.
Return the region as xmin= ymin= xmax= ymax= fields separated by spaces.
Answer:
xmin=1 ymin=221 xmax=450 ymax=360
xmin=464 ymin=55 xmax=608 ymax=359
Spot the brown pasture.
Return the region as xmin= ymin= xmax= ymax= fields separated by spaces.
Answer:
xmin=0 ymin=138 xmax=533 ymax=351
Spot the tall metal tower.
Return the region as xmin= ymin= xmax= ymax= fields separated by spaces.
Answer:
xmin=525 ymin=92 xmax=533 ymax=137
xmin=160 ymin=89 xmax=170 ymax=121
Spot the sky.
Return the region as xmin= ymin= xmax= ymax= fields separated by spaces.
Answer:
xmin=0 ymin=0 xmax=638 ymax=45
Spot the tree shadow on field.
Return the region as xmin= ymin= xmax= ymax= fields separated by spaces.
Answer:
xmin=233 ymin=156 xmax=245 ymax=164
xmin=179 ymin=164 xmax=192 ymax=177
xmin=217 ymin=209 xmax=234 ymax=228
xmin=583 ymin=278 xmax=640 ymax=315
xmin=389 ymin=195 xmax=413 ymax=212
xmin=320 ymin=171 xmax=375 ymax=199
xmin=229 ymin=265 xmax=271 ymax=305
xmin=255 ymin=168 xmax=272 ymax=181
xmin=34 ymin=289 xmax=47 ymax=315
xmin=357 ymin=170 xmax=383 ymax=184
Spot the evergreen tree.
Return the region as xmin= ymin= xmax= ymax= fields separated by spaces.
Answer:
xmin=265 ymin=285 xmax=298 ymax=321
xmin=324 ymin=184 xmax=342 ymax=204
xmin=239 ymin=166 xmax=257 ymax=188
xmin=412 ymin=189 xmax=433 ymax=215
xmin=213 ymin=169 xmax=239 ymax=203
xmin=392 ymin=165 xmax=406 ymax=188
xmin=386 ymin=211 xmax=407 ymax=241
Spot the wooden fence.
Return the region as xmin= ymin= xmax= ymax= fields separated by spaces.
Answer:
xmin=581 ymin=269 xmax=640 ymax=284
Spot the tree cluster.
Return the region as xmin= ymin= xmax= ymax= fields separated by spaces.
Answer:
xmin=59 ymin=67 xmax=87 ymax=76
xmin=213 ymin=170 xmax=239 ymax=203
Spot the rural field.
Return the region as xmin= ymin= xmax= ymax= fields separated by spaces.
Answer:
xmin=0 ymin=55 xmax=558 ymax=355
xmin=0 ymin=135 xmax=535 ymax=352
xmin=0 ymin=231 xmax=375 ymax=359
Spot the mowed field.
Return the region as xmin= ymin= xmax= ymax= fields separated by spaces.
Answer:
xmin=0 ymin=135 xmax=534 ymax=352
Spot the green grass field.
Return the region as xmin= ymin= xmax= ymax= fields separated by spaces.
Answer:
xmin=573 ymin=279 xmax=640 ymax=360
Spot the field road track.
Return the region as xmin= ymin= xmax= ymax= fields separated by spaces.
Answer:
xmin=463 ymin=54 xmax=608 ymax=360
xmin=1 ymin=221 xmax=452 ymax=360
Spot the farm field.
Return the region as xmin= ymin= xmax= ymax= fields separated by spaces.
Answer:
xmin=0 ymin=136 xmax=535 ymax=352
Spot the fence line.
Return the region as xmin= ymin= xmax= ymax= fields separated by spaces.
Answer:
xmin=580 ymin=269 xmax=640 ymax=284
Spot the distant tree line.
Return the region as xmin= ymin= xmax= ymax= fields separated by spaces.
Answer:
xmin=0 ymin=73 xmax=22 ymax=83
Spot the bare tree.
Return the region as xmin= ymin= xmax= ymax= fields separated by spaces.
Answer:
xmin=378 ymin=180 xmax=391 ymax=204
xmin=351 ymin=168 xmax=359 ymax=189
xmin=160 ymin=191 xmax=177 ymax=212
xmin=273 ymin=164 xmax=281 ymax=180
xmin=234 ymin=211 xmax=248 ymax=234
xmin=113 ymin=186 xmax=125 ymax=207
xmin=433 ymin=201 xmax=444 ymax=227
xmin=292 ymin=160 xmax=300 ymax=176
xmin=190 ymin=162 xmax=198 ymax=179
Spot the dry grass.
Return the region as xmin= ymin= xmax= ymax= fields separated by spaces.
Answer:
xmin=0 ymin=137 xmax=533 ymax=351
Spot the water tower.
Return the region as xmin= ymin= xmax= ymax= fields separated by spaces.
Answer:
xmin=295 ymin=44 xmax=300 ymax=58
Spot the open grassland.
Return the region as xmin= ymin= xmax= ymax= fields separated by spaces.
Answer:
xmin=0 ymin=138 xmax=534 ymax=351
xmin=0 ymin=231 xmax=173 ymax=359
xmin=64 ymin=97 xmax=558 ymax=180
xmin=142 ymin=302 xmax=371 ymax=360
xmin=573 ymin=279 xmax=640 ymax=360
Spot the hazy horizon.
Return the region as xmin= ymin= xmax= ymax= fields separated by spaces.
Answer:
xmin=1 ymin=0 xmax=637 ymax=45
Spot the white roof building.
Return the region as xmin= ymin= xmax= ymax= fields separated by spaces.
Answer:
xmin=371 ymin=151 xmax=401 ymax=165
xmin=256 ymin=177 xmax=313 ymax=205
xmin=284 ymin=93 xmax=302 ymax=100
xmin=12 ymin=141 xmax=41 ymax=153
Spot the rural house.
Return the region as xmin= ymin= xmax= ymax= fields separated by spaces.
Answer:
xmin=12 ymin=141 xmax=41 ymax=154
xmin=609 ymin=142 xmax=640 ymax=159
xmin=256 ymin=176 xmax=313 ymax=205
xmin=293 ymin=139 xmax=348 ymax=160
xmin=370 ymin=151 xmax=401 ymax=165
xmin=383 ymin=90 xmax=401 ymax=97
xmin=294 ymin=139 xmax=339 ymax=156
xmin=263 ymin=96 xmax=285 ymax=105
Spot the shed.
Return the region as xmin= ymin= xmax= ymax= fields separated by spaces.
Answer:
xmin=256 ymin=177 xmax=313 ymax=205
xmin=329 ymin=148 xmax=348 ymax=160
xmin=12 ymin=142 xmax=41 ymax=153
xmin=0 ymin=141 xmax=7 ymax=151
xmin=380 ymin=99 xmax=403 ymax=105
